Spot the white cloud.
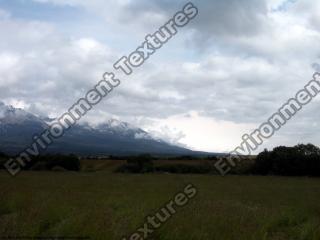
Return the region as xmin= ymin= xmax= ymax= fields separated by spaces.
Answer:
xmin=0 ymin=53 xmax=21 ymax=87
xmin=139 ymin=112 xmax=256 ymax=152
xmin=1 ymin=0 xmax=320 ymax=152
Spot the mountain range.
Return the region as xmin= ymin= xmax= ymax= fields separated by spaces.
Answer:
xmin=0 ymin=102 xmax=198 ymax=156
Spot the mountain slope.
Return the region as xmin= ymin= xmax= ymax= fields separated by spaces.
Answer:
xmin=0 ymin=103 xmax=193 ymax=156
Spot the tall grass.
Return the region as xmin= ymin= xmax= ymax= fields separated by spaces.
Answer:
xmin=0 ymin=171 xmax=319 ymax=239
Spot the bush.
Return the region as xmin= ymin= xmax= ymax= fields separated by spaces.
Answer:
xmin=155 ymin=164 xmax=212 ymax=174
xmin=173 ymin=155 xmax=194 ymax=160
xmin=30 ymin=161 xmax=48 ymax=171
xmin=117 ymin=154 xmax=154 ymax=173
xmin=51 ymin=166 xmax=67 ymax=172
xmin=0 ymin=152 xmax=8 ymax=170
xmin=27 ymin=154 xmax=80 ymax=171
xmin=46 ymin=154 xmax=80 ymax=171
xmin=207 ymin=156 xmax=218 ymax=161
xmin=0 ymin=159 xmax=7 ymax=170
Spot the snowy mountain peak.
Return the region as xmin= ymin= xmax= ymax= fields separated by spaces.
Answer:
xmin=0 ymin=102 xmax=192 ymax=155
xmin=96 ymin=119 xmax=138 ymax=133
xmin=0 ymin=103 xmax=152 ymax=140
xmin=0 ymin=102 xmax=44 ymax=125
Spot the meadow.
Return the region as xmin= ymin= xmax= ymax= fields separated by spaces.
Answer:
xmin=0 ymin=160 xmax=320 ymax=240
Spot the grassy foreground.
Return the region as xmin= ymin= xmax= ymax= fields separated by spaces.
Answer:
xmin=0 ymin=170 xmax=320 ymax=240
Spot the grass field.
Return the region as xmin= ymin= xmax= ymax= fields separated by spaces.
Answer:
xmin=1 ymin=164 xmax=320 ymax=240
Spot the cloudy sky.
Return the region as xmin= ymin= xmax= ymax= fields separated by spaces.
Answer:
xmin=0 ymin=0 xmax=320 ymax=153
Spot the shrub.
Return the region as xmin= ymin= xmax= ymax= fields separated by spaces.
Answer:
xmin=173 ymin=155 xmax=194 ymax=160
xmin=155 ymin=164 xmax=212 ymax=174
xmin=30 ymin=161 xmax=48 ymax=171
xmin=27 ymin=154 xmax=80 ymax=171
xmin=0 ymin=159 xmax=6 ymax=170
xmin=51 ymin=166 xmax=67 ymax=172
xmin=117 ymin=154 xmax=154 ymax=173
xmin=207 ymin=156 xmax=218 ymax=161
xmin=0 ymin=152 xmax=8 ymax=170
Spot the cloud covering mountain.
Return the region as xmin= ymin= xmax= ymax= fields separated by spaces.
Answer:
xmin=0 ymin=102 xmax=193 ymax=156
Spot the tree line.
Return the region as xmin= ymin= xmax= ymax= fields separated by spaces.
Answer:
xmin=252 ymin=144 xmax=320 ymax=176
xmin=1 ymin=144 xmax=320 ymax=176
xmin=117 ymin=144 xmax=320 ymax=176
xmin=0 ymin=153 xmax=80 ymax=171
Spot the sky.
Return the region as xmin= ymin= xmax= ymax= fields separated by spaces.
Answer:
xmin=0 ymin=0 xmax=320 ymax=153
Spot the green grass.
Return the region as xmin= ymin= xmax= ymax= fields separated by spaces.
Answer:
xmin=0 ymin=170 xmax=320 ymax=240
